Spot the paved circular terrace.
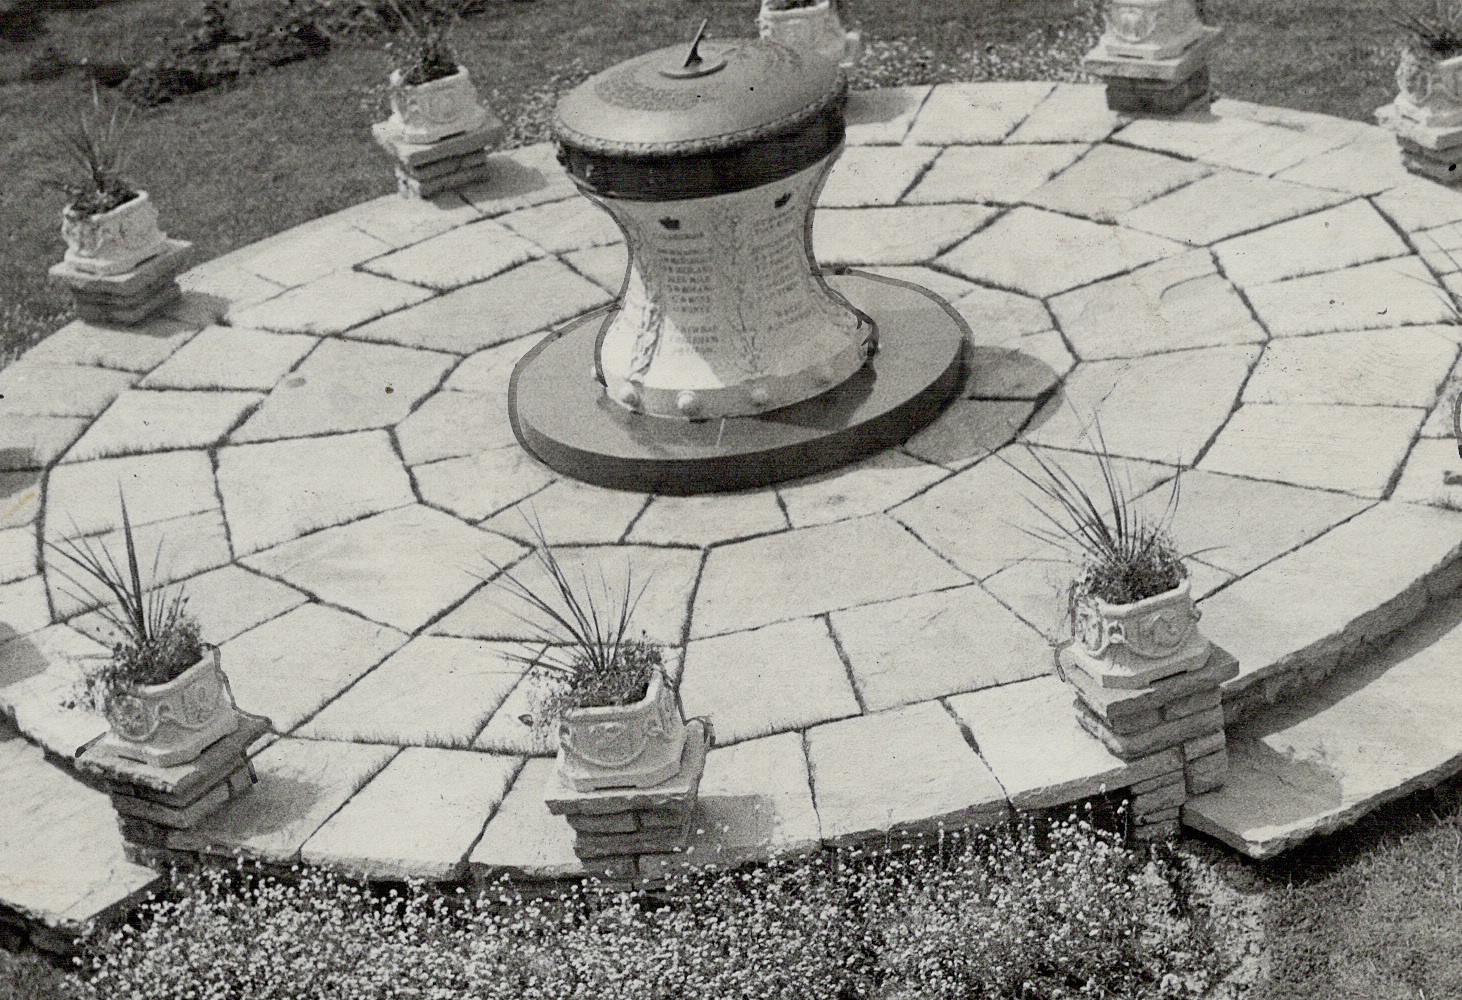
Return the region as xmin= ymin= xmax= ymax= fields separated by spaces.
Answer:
xmin=5 ymin=82 xmax=1462 ymax=887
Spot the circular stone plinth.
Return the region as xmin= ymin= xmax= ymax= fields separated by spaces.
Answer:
xmin=508 ymin=271 xmax=966 ymax=494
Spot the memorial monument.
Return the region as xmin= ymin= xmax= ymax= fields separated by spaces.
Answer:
xmin=509 ymin=27 xmax=966 ymax=493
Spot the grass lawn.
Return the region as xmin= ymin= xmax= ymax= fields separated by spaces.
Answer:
xmin=0 ymin=0 xmax=1405 ymax=366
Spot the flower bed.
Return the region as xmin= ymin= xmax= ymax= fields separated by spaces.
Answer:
xmin=69 ymin=812 xmax=1234 ymax=1000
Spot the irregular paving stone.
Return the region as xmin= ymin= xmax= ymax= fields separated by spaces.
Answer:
xmin=693 ymin=515 xmax=966 ymax=638
xmin=18 ymin=318 xmax=195 ymax=372
xmin=45 ymin=450 xmax=217 ymax=539
xmin=47 ymin=509 xmax=234 ymax=618
xmin=832 ymin=584 xmax=1051 ymax=711
xmin=949 ymin=676 xmax=1179 ymax=809
xmin=468 ymin=758 xmax=584 ymax=879
xmin=937 ymin=207 xmax=1183 ymax=298
xmin=1199 ymin=119 xmax=1357 ymax=177
xmin=65 ymin=389 xmax=262 ymax=462
xmin=347 ymin=258 xmax=611 ymax=354
xmin=679 ymin=617 xmax=861 ymax=744
xmin=1413 ymin=221 xmax=1462 ymax=278
xmin=330 ymin=191 xmax=482 ymax=247
xmin=217 ymin=431 xmax=415 ymax=556
xmin=0 ymin=730 xmax=159 ymax=933
xmin=220 ymin=604 xmax=406 ymax=732
xmin=0 ymin=362 xmax=136 ymax=418
xmin=0 ymin=416 xmax=88 ymax=471
xmin=813 ymin=204 xmax=999 ymax=265
xmin=1420 ymin=353 xmax=1462 ymax=437
xmin=0 ymin=527 xmax=34 ymax=584
xmin=961 ymin=344 xmax=1064 ymax=401
xmin=778 ymin=451 xmax=948 ymax=526
xmin=442 ymin=336 xmax=535 ymax=394
xmin=980 ymin=559 xmax=1080 ymax=641
xmin=177 ymin=260 xmax=285 ymax=312
xmin=498 ymin=197 xmax=624 ymax=254
xmin=244 ymin=505 xmax=524 ymax=634
xmin=904 ymin=81 xmax=1055 ymax=145
xmin=1118 ymin=171 xmax=1348 ymax=246
xmin=1050 ymin=250 xmax=1263 ymax=360
xmin=0 ymin=471 xmax=41 ymax=530
xmin=1392 ymin=437 xmax=1462 ymax=508
xmin=844 ymin=85 xmax=930 ymax=144
xmin=470 ymin=657 xmax=559 ymax=757
xmin=562 ymin=243 xmax=629 ymax=292
xmin=229 ymin=270 xmax=433 ymax=335
xmin=361 ymin=218 xmax=544 ymax=290
xmin=455 ymin=143 xmax=581 ymax=217
xmin=640 ymin=731 xmax=822 ymax=878
xmin=1198 ymin=501 xmax=1462 ymax=694
xmin=900 ymin=397 xmax=1040 ymax=470
xmin=904 ymin=145 xmax=1087 ymax=205
xmin=1243 ymin=328 xmax=1458 ymax=408
xmin=806 ymin=700 xmax=1008 ymax=845
xmin=1214 ymin=199 xmax=1411 ymax=287
xmin=1245 ymin=257 xmax=1456 ymax=337
xmin=478 ymin=478 xmax=647 ymax=545
xmin=118 ymin=565 xmax=305 ymax=645
xmin=1024 ymin=344 xmax=1261 ymax=464
xmin=1113 ymin=112 xmax=1286 ymax=162
xmin=950 ymin=284 xmax=1052 ymax=343
xmin=171 ymin=737 xmax=397 ymax=863
xmin=299 ymin=636 xmax=524 ymax=746
xmin=1200 ymin=403 xmax=1425 ymax=497
xmin=139 ymin=325 xmax=317 ymax=391
xmin=230 ymin=339 xmax=454 ymax=443
xmin=892 ymin=447 xmax=1173 ymax=581
xmin=398 ymin=390 xmax=518 ymax=465
xmin=818 ymin=145 xmax=939 ymax=207
xmin=435 ymin=544 xmax=699 ymax=646
xmin=1275 ymin=129 xmax=1411 ymax=196
xmin=411 ymin=446 xmax=558 ymax=523
xmin=301 ymin=747 xmax=519 ymax=880
xmin=1006 ymin=83 xmax=1120 ymax=143
xmin=1185 ymin=594 xmax=1462 ymax=858
xmin=1137 ymin=469 xmax=1370 ymax=577
xmin=1373 ymin=175 xmax=1462 ymax=232
xmin=627 ymin=490 xmax=786 ymax=547
xmin=231 ymin=218 xmax=393 ymax=287
xmin=1024 ymin=143 xmax=1211 ymax=223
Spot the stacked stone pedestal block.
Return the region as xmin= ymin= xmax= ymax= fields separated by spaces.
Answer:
xmin=1083 ymin=1 xmax=1220 ymax=116
xmin=75 ymin=714 xmax=271 ymax=865
xmin=372 ymin=117 xmax=506 ymax=200
xmin=1377 ymin=103 xmax=1462 ymax=186
xmin=1059 ymin=644 xmax=1238 ymax=839
xmin=48 ymin=239 xmax=192 ymax=327
xmin=544 ymin=719 xmax=711 ymax=886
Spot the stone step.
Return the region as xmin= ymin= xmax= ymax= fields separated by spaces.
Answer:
xmin=1183 ymin=592 xmax=1462 ymax=859
xmin=0 ymin=717 xmax=159 ymax=952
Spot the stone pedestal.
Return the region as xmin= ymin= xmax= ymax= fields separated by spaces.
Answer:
xmin=49 ymin=239 xmax=192 ymax=327
xmin=372 ymin=116 xmax=505 ymax=200
xmin=1377 ymin=102 xmax=1462 ymax=186
xmin=1083 ymin=0 xmax=1220 ymax=116
xmin=544 ymin=719 xmax=711 ymax=879
xmin=76 ymin=713 xmax=271 ymax=865
xmin=1059 ymin=644 xmax=1238 ymax=839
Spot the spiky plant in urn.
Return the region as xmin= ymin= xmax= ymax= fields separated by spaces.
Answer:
xmin=484 ymin=517 xmax=692 ymax=792
xmin=1390 ymin=0 xmax=1462 ymax=127
xmin=1004 ymin=427 xmax=1210 ymax=692
xmin=384 ymin=0 xmax=491 ymax=144
xmin=51 ymin=496 xmax=241 ymax=767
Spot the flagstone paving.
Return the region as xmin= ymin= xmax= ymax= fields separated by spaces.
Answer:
xmin=6 ymin=83 xmax=1462 ymax=939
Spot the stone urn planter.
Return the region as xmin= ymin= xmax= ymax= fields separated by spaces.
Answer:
xmin=758 ymin=0 xmax=862 ymax=68
xmin=1102 ymin=0 xmax=1208 ymax=58
xmin=1395 ymin=46 xmax=1462 ymax=127
xmin=1063 ymin=578 xmax=1211 ymax=691
xmin=556 ymin=668 xmax=690 ymax=792
xmin=60 ymin=190 xmax=168 ymax=277
xmin=389 ymin=64 xmax=490 ymax=144
xmin=104 ymin=645 xmax=242 ymax=768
